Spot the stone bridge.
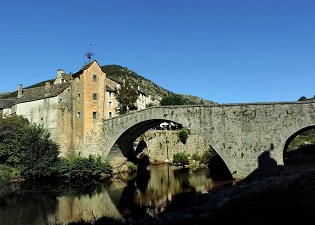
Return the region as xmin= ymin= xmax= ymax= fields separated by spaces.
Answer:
xmin=93 ymin=101 xmax=315 ymax=179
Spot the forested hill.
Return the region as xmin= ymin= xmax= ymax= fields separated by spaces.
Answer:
xmin=1 ymin=64 xmax=215 ymax=105
xmin=101 ymin=65 xmax=170 ymax=102
xmin=101 ymin=64 xmax=215 ymax=105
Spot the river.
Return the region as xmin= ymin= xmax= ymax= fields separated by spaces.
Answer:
xmin=0 ymin=164 xmax=234 ymax=225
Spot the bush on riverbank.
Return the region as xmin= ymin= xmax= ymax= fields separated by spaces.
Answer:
xmin=0 ymin=115 xmax=113 ymax=182
xmin=172 ymin=147 xmax=217 ymax=167
xmin=53 ymin=155 xmax=113 ymax=181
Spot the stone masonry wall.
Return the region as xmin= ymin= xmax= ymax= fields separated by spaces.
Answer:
xmin=101 ymin=102 xmax=315 ymax=179
xmin=136 ymin=130 xmax=210 ymax=163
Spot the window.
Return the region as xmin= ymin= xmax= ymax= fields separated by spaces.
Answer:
xmin=109 ymin=101 xmax=112 ymax=108
xmin=92 ymin=111 xmax=97 ymax=119
xmin=93 ymin=93 xmax=98 ymax=100
xmin=92 ymin=74 xmax=97 ymax=82
xmin=109 ymin=92 xmax=113 ymax=98
xmin=108 ymin=111 xmax=112 ymax=118
xmin=77 ymin=93 xmax=80 ymax=101
xmin=77 ymin=112 xmax=81 ymax=119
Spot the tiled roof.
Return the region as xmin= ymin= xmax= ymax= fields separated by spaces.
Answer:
xmin=15 ymin=83 xmax=71 ymax=104
xmin=0 ymin=99 xmax=15 ymax=109
xmin=62 ymin=74 xmax=73 ymax=82
xmin=106 ymin=85 xmax=115 ymax=92
xmin=72 ymin=60 xmax=99 ymax=78
xmin=80 ymin=61 xmax=95 ymax=71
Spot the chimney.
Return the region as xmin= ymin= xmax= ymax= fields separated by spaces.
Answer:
xmin=45 ymin=82 xmax=51 ymax=88
xmin=57 ymin=69 xmax=64 ymax=78
xmin=18 ymin=84 xmax=23 ymax=98
xmin=54 ymin=69 xmax=65 ymax=84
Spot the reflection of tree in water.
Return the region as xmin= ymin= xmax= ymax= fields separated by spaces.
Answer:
xmin=117 ymin=167 xmax=151 ymax=219
xmin=173 ymin=168 xmax=193 ymax=190
xmin=135 ymin=168 xmax=150 ymax=193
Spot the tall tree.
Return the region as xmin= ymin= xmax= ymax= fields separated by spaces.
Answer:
xmin=115 ymin=79 xmax=138 ymax=114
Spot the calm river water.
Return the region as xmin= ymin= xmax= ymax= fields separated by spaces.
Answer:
xmin=0 ymin=164 xmax=233 ymax=225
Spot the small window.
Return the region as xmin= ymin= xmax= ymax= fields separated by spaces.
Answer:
xmin=92 ymin=74 xmax=97 ymax=82
xmin=109 ymin=92 xmax=113 ymax=98
xmin=108 ymin=111 xmax=112 ymax=118
xmin=77 ymin=93 xmax=80 ymax=101
xmin=93 ymin=93 xmax=98 ymax=100
xmin=77 ymin=112 xmax=81 ymax=119
xmin=109 ymin=101 xmax=112 ymax=108
xmin=92 ymin=111 xmax=97 ymax=119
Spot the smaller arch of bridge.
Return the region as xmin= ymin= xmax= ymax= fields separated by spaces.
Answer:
xmin=283 ymin=125 xmax=315 ymax=156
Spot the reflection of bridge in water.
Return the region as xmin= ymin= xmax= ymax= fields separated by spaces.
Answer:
xmin=52 ymin=165 xmax=216 ymax=223
xmin=92 ymin=101 xmax=315 ymax=179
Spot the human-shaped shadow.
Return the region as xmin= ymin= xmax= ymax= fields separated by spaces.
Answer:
xmin=245 ymin=144 xmax=279 ymax=181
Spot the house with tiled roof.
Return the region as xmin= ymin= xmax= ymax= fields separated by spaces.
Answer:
xmin=2 ymin=60 xmax=115 ymax=157
xmin=1 ymin=59 xmax=157 ymax=158
xmin=0 ymin=99 xmax=15 ymax=116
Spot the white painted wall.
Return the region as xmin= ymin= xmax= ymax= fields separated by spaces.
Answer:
xmin=16 ymin=97 xmax=59 ymax=141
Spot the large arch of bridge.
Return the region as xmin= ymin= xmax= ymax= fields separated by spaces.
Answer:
xmin=107 ymin=118 xmax=232 ymax=174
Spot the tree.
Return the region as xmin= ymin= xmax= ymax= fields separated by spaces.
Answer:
xmin=115 ymin=79 xmax=138 ymax=114
xmin=0 ymin=115 xmax=60 ymax=179
xmin=0 ymin=115 xmax=29 ymax=166
xmin=160 ymin=94 xmax=185 ymax=105
xmin=19 ymin=123 xmax=60 ymax=179
xmin=298 ymin=96 xmax=307 ymax=101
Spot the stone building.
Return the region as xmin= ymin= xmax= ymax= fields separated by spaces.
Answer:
xmin=1 ymin=60 xmax=109 ymax=157
xmin=1 ymin=60 xmax=161 ymax=157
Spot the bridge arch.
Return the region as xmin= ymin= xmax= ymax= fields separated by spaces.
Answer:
xmin=99 ymin=102 xmax=315 ymax=179
xmin=283 ymin=125 xmax=315 ymax=158
xmin=101 ymin=106 xmax=233 ymax=176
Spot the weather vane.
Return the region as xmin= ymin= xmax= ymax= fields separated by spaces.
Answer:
xmin=84 ymin=44 xmax=94 ymax=64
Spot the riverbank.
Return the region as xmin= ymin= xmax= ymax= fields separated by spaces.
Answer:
xmin=113 ymin=155 xmax=315 ymax=225
xmin=142 ymin=155 xmax=315 ymax=225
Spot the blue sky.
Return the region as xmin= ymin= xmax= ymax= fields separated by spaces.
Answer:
xmin=0 ymin=0 xmax=314 ymax=104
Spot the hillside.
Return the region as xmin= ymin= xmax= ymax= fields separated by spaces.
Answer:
xmin=101 ymin=65 xmax=215 ymax=105
xmin=1 ymin=65 xmax=215 ymax=105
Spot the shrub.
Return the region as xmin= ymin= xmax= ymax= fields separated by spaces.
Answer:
xmin=178 ymin=128 xmax=190 ymax=144
xmin=63 ymin=155 xmax=113 ymax=180
xmin=173 ymin=152 xmax=190 ymax=166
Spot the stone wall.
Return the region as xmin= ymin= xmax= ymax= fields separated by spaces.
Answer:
xmin=136 ymin=130 xmax=209 ymax=163
xmin=101 ymin=102 xmax=315 ymax=179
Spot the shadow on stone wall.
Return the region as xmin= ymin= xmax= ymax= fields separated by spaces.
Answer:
xmin=244 ymin=144 xmax=279 ymax=181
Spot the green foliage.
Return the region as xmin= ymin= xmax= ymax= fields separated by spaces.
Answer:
xmin=115 ymin=79 xmax=138 ymax=114
xmin=101 ymin=64 xmax=170 ymax=98
xmin=19 ymin=123 xmax=60 ymax=179
xmin=0 ymin=164 xmax=20 ymax=182
xmin=173 ymin=152 xmax=190 ymax=166
xmin=287 ymin=128 xmax=315 ymax=151
xmin=52 ymin=155 xmax=113 ymax=181
xmin=160 ymin=94 xmax=186 ymax=105
xmin=201 ymin=147 xmax=217 ymax=164
xmin=190 ymin=147 xmax=217 ymax=165
xmin=160 ymin=93 xmax=201 ymax=106
xmin=0 ymin=115 xmax=112 ymax=182
xmin=298 ymin=96 xmax=307 ymax=101
xmin=178 ymin=128 xmax=190 ymax=144
xmin=0 ymin=115 xmax=30 ymax=166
